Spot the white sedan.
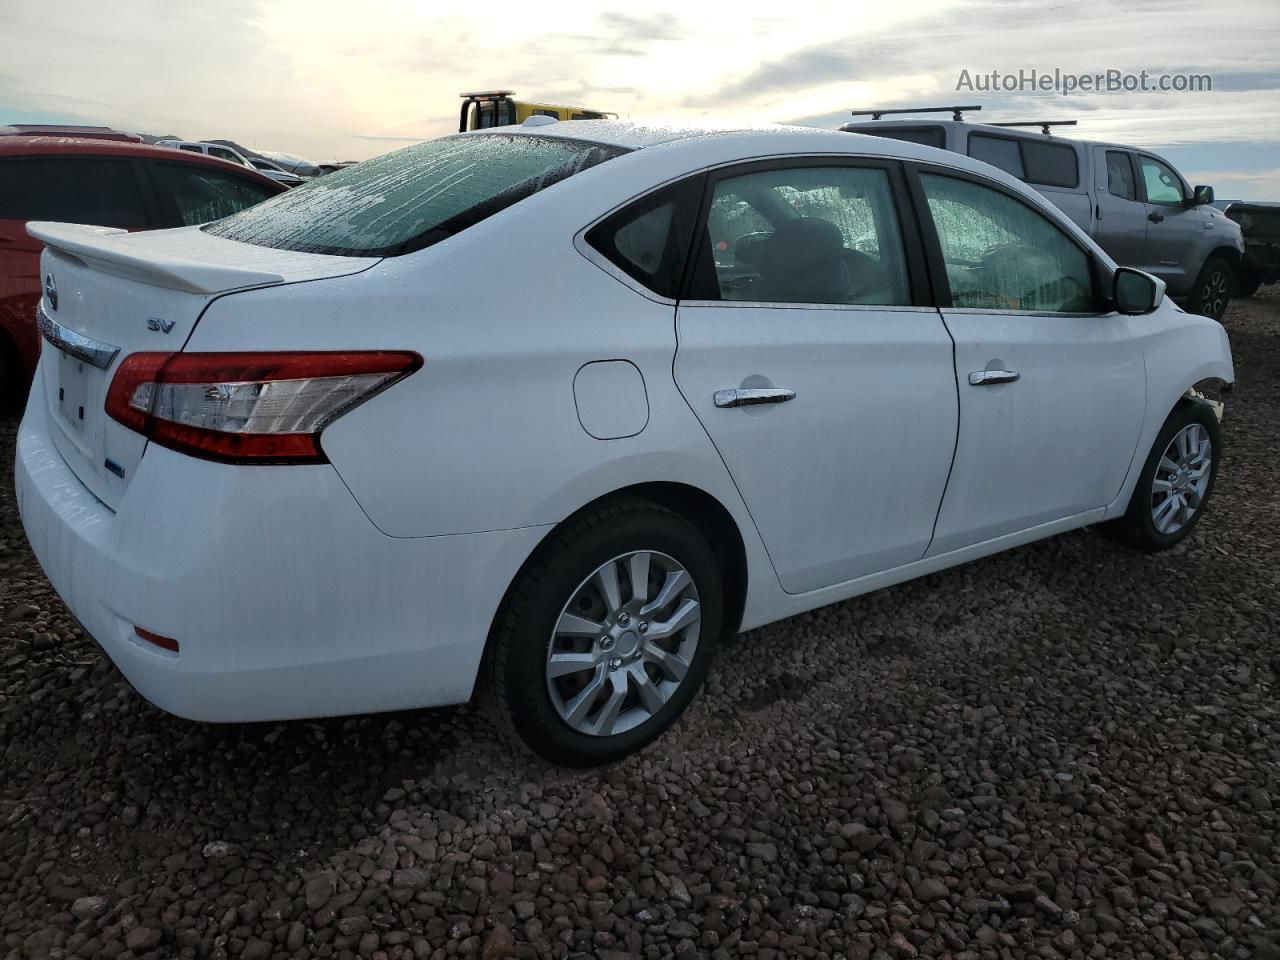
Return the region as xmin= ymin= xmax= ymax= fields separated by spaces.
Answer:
xmin=16 ymin=119 xmax=1233 ymax=766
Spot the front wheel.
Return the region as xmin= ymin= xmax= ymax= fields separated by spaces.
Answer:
xmin=1187 ymin=256 xmax=1234 ymax=320
xmin=1099 ymin=401 xmax=1220 ymax=552
xmin=482 ymin=499 xmax=723 ymax=767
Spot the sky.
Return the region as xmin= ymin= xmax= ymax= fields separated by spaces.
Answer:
xmin=2 ymin=0 xmax=1278 ymax=198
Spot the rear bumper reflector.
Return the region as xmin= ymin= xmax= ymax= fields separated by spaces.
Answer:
xmin=135 ymin=627 xmax=179 ymax=653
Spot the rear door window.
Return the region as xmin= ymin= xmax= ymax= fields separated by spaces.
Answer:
xmin=147 ymin=162 xmax=278 ymax=226
xmin=698 ymin=164 xmax=912 ymax=306
xmin=968 ymin=134 xmax=1025 ymax=179
xmin=1021 ymin=141 xmax=1079 ymax=187
xmin=0 ymin=157 xmax=149 ymax=227
xmin=1106 ymin=151 xmax=1137 ymax=200
xmin=204 ymin=134 xmax=628 ymax=257
xmin=968 ymin=134 xmax=1079 ymax=188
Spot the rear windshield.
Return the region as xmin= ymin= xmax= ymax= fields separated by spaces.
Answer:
xmin=203 ymin=134 xmax=628 ymax=257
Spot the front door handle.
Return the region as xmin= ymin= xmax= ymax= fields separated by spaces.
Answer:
xmin=714 ymin=386 xmax=797 ymax=408
xmin=1149 ymin=211 xmax=1165 ymax=223
xmin=969 ymin=369 xmax=1020 ymax=386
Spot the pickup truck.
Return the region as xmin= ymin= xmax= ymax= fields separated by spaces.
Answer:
xmin=842 ymin=116 xmax=1245 ymax=320
xmin=1217 ymin=201 xmax=1280 ymax=297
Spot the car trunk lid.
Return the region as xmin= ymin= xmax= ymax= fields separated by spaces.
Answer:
xmin=29 ymin=222 xmax=378 ymax=509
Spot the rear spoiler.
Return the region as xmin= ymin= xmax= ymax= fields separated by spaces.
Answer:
xmin=27 ymin=221 xmax=286 ymax=295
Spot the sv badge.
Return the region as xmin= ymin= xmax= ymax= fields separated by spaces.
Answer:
xmin=146 ymin=317 xmax=176 ymax=334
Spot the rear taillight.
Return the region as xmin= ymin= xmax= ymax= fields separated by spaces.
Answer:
xmin=105 ymin=351 xmax=421 ymax=463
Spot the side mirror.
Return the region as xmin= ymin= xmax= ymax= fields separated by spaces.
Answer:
xmin=1192 ymin=184 xmax=1214 ymax=206
xmin=1113 ymin=266 xmax=1166 ymax=315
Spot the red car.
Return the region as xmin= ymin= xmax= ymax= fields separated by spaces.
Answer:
xmin=0 ymin=136 xmax=285 ymax=404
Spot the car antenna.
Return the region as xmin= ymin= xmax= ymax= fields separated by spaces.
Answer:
xmin=849 ymin=105 xmax=982 ymax=122
xmin=989 ymin=120 xmax=1079 ymax=136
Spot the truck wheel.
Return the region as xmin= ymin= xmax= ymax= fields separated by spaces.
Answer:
xmin=1187 ymin=257 xmax=1233 ymax=320
xmin=1236 ymin=270 xmax=1262 ymax=299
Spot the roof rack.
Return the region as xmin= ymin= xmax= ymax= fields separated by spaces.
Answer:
xmin=460 ymin=90 xmax=514 ymax=99
xmin=989 ymin=120 xmax=1078 ymax=136
xmin=849 ymin=105 xmax=982 ymax=122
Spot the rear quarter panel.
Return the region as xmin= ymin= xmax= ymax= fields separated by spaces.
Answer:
xmin=183 ymin=141 xmax=772 ymax=548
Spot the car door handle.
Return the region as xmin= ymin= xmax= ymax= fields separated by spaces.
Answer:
xmin=714 ymin=387 xmax=797 ymax=408
xmin=1149 ymin=211 xmax=1165 ymax=223
xmin=968 ymin=369 xmax=1020 ymax=386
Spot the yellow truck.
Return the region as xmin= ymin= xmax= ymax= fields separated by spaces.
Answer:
xmin=458 ymin=91 xmax=614 ymax=132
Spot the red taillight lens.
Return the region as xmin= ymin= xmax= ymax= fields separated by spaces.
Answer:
xmin=105 ymin=351 xmax=422 ymax=464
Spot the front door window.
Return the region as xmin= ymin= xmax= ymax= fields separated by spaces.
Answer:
xmin=919 ymin=174 xmax=1096 ymax=312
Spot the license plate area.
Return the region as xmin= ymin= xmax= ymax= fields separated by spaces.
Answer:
xmin=56 ymin=349 xmax=93 ymax=434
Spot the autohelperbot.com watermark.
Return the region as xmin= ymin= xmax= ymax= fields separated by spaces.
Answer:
xmin=956 ymin=68 xmax=1213 ymax=95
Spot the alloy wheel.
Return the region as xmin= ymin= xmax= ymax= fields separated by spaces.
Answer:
xmin=1151 ymin=423 xmax=1212 ymax=535
xmin=1201 ymin=269 xmax=1229 ymax=318
xmin=545 ymin=550 xmax=701 ymax=737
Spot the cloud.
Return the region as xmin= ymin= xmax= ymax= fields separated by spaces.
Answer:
xmin=1191 ymin=168 xmax=1280 ymax=184
xmin=597 ymin=12 xmax=681 ymax=43
xmin=1 ymin=0 xmax=1276 ymax=196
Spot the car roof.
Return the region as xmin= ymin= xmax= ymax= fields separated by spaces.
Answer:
xmin=482 ymin=118 xmax=1035 ymax=181
xmin=486 ymin=119 xmax=842 ymax=150
xmin=0 ymin=136 xmax=286 ymax=190
xmin=0 ymin=123 xmax=141 ymax=141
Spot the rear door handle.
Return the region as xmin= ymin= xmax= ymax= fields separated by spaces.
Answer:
xmin=1149 ymin=211 xmax=1165 ymax=223
xmin=969 ymin=369 xmax=1020 ymax=386
xmin=714 ymin=387 xmax=796 ymax=408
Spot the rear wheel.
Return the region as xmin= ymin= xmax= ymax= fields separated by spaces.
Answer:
xmin=1098 ymin=401 xmax=1220 ymax=552
xmin=1187 ymin=256 xmax=1233 ymax=320
xmin=483 ymin=499 xmax=722 ymax=766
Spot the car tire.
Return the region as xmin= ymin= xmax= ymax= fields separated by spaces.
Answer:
xmin=1098 ymin=400 xmax=1220 ymax=552
xmin=1187 ymin=256 xmax=1234 ymax=320
xmin=481 ymin=498 xmax=723 ymax=767
xmin=1236 ymin=269 xmax=1262 ymax=299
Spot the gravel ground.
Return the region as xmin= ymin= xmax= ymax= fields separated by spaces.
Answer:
xmin=2 ymin=290 xmax=1278 ymax=960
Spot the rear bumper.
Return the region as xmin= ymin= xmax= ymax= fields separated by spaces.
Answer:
xmin=15 ymin=392 xmax=549 ymax=722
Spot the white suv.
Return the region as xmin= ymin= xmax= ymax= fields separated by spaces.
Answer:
xmin=17 ymin=121 xmax=1233 ymax=765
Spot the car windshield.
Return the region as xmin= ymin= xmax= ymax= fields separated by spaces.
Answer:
xmin=203 ymin=134 xmax=628 ymax=257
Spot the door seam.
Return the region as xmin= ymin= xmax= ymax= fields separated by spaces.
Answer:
xmin=926 ymin=307 xmax=962 ymax=557
xmin=670 ymin=301 xmax=789 ymax=593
